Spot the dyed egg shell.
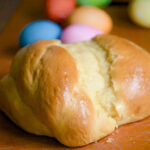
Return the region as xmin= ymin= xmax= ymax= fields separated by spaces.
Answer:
xmin=45 ymin=0 xmax=76 ymax=23
xmin=128 ymin=0 xmax=150 ymax=28
xmin=61 ymin=24 xmax=103 ymax=44
xmin=19 ymin=20 xmax=62 ymax=47
xmin=77 ymin=0 xmax=111 ymax=7
xmin=68 ymin=6 xmax=113 ymax=33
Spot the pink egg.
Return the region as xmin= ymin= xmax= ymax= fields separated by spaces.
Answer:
xmin=61 ymin=24 xmax=103 ymax=43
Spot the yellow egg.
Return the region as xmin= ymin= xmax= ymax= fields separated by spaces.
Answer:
xmin=67 ymin=6 xmax=113 ymax=33
xmin=128 ymin=0 xmax=150 ymax=28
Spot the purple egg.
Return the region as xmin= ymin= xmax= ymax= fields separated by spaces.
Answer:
xmin=61 ymin=24 xmax=103 ymax=44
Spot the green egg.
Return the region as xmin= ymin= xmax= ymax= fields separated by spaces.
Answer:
xmin=77 ymin=0 xmax=111 ymax=7
xmin=128 ymin=0 xmax=150 ymax=28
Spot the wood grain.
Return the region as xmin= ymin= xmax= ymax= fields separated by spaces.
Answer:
xmin=0 ymin=0 xmax=150 ymax=149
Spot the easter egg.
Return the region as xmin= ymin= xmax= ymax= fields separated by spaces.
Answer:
xmin=68 ymin=6 xmax=113 ymax=33
xmin=61 ymin=24 xmax=102 ymax=44
xmin=77 ymin=0 xmax=111 ymax=7
xmin=19 ymin=20 xmax=62 ymax=47
xmin=45 ymin=0 xmax=76 ymax=23
xmin=128 ymin=0 xmax=150 ymax=28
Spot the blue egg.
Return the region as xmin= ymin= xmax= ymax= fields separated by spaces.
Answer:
xmin=19 ymin=20 xmax=62 ymax=47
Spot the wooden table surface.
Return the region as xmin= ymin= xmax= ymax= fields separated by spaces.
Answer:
xmin=0 ymin=0 xmax=150 ymax=149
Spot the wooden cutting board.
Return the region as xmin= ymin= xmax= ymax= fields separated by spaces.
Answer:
xmin=0 ymin=0 xmax=150 ymax=149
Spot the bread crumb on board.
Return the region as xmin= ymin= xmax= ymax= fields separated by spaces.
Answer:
xmin=106 ymin=138 xmax=114 ymax=143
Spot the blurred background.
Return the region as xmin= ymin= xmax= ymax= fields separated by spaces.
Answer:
xmin=0 ymin=0 xmax=130 ymax=32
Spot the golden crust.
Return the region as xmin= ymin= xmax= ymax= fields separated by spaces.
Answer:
xmin=0 ymin=35 xmax=150 ymax=147
xmin=1 ymin=40 xmax=95 ymax=147
xmin=94 ymin=35 xmax=150 ymax=124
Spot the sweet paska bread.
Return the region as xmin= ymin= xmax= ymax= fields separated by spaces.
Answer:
xmin=0 ymin=35 xmax=150 ymax=147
